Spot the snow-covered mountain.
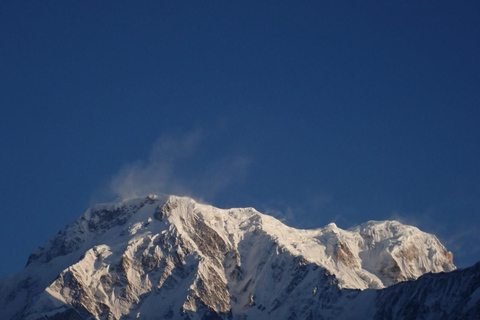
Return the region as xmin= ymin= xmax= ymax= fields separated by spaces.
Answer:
xmin=0 ymin=194 xmax=477 ymax=320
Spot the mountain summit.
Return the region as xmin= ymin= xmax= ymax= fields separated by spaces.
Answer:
xmin=1 ymin=195 xmax=477 ymax=320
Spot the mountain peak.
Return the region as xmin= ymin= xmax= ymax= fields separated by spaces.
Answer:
xmin=0 ymin=194 xmax=462 ymax=320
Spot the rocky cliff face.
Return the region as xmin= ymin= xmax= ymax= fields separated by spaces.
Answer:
xmin=0 ymin=195 xmax=474 ymax=320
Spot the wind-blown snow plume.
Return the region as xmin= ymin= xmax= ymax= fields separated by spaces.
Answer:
xmin=108 ymin=129 xmax=251 ymax=202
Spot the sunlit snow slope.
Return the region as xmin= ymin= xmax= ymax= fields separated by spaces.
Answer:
xmin=0 ymin=194 xmax=472 ymax=320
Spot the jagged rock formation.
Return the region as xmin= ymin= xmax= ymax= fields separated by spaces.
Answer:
xmin=0 ymin=194 xmax=475 ymax=320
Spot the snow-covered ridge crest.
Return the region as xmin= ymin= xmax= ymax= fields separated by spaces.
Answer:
xmin=0 ymin=194 xmax=457 ymax=320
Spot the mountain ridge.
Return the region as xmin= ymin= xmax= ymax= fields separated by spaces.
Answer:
xmin=1 ymin=194 xmax=476 ymax=320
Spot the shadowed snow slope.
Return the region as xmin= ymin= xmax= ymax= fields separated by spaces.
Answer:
xmin=0 ymin=195 xmax=475 ymax=320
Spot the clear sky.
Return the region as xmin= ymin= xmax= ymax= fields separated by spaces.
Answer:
xmin=1 ymin=1 xmax=479 ymax=277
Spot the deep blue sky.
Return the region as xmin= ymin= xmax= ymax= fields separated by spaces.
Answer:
xmin=1 ymin=1 xmax=479 ymax=277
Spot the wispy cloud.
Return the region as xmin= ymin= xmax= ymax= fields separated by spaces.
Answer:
xmin=107 ymin=128 xmax=252 ymax=202
xmin=263 ymin=204 xmax=295 ymax=224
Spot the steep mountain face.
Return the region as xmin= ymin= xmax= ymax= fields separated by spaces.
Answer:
xmin=0 ymin=194 xmax=474 ymax=320
xmin=374 ymin=262 xmax=480 ymax=320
